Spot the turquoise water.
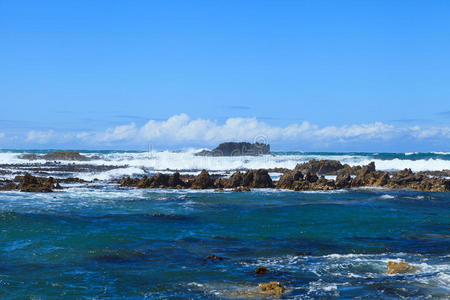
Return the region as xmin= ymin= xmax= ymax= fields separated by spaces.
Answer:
xmin=1 ymin=186 xmax=449 ymax=299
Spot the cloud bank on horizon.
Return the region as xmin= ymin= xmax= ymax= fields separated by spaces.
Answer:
xmin=1 ymin=113 xmax=448 ymax=151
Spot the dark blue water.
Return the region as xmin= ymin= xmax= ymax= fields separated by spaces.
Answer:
xmin=0 ymin=186 xmax=449 ymax=299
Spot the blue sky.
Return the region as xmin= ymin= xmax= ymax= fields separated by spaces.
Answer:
xmin=0 ymin=0 xmax=449 ymax=151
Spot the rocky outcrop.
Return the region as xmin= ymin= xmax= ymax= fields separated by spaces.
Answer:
xmin=196 ymin=142 xmax=270 ymax=156
xmin=258 ymin=282 xmax=285 ymax=295
xmin=16 ymin=173 xmax=55 ymax=192
xmin=119 ymin=169 xmax=273 ymax=190
xmin=387 ymin=261 xmax=419 ymax=274
xmin=20 ymin=150 xmax=90 ymax=161
xmin=192 ymin=170 xmax=214 ymax=189
xmin=276 ymin=170 xmax=334 ymax=191
xmin=294 ymin=159 xmax=345 ymax=175
xmin=118 ymin=160 xmax=450 ymax=193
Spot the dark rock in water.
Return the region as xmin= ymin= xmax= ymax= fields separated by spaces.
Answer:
xmin=16 ymin=173 xmax=54 ymax=192
xmin=255 ymin=266 xmax=271 ymax=274
xmin=206 ymin=254 xmax=224 ymax=261
xmin=196 ymin=142 xmax=270 ymax=156
xmin=20 ymin=150 xmax=90 ymax=161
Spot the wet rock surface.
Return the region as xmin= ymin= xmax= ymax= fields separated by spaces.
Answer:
xmin=258 ymin=281 xmax=285 ymax=295
xmin=387 ymin=261 xmax=419 ymax=274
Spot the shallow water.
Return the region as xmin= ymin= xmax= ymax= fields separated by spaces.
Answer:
xmin=0 ymin=186 xmax=449 ymax=299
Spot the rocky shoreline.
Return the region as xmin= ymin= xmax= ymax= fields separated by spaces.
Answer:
xmin=1 ymin=159 xmax=449 ymax=193
xmin=118 ymin=159 xmax=450 ymax=192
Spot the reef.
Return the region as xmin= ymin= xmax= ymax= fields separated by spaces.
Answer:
xmin=119 ymin=169 xmax=273 ymax=190
xmin=118 ymin=160 xmax=450 ymax=192
xmin=0 ymin=173 xmax=87 ymax=192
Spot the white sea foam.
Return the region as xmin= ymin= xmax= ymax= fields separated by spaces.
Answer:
xmin=2 ymin=151 xmax=450 ymax=179
xmin=76 ymin=167 xmax=146 ymax=181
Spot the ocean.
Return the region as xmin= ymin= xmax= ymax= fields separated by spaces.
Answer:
xmin=0 ymin=150 xmax=449 ymax=298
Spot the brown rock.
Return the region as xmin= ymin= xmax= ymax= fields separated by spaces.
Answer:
xmin=387 ymin=261 xmax=419 ymax=274
xmin=192 ymin=170 xmax=214 ymax=189
xmin=294 ymin=159 xmax=344 ymax=175
xmin=258 ymin=282 xmax=285 ymax=295
xmin=232 ymin=186 xmax=251 ymax=192
xmin=0 ymin=181 xmax=17 ymax=191
xmin=255 ymin=266 xmax=270 ymax=274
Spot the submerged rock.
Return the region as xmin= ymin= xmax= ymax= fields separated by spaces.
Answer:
xmin=196 ymin=142 xmax=270 ymax=156
xmin=387 ymin=261 xmax=419 ymax=274
xmin=254 ymin=266 xmax=270 ymax=274
xmin=258 ymin=282 xmax=285 ymax=295
xmin=205 ymin=254 xmax=224 ymax=261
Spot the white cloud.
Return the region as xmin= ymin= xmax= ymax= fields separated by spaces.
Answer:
xmin=0 ymin=132 xmax=4 ymax=139
xmin=74 ymin=114 xmax=450 ymax=146
xmin=26 ymin=130 xmax=56 ymax=144
xmin=20 ymin=114 xmax=450 ymax=148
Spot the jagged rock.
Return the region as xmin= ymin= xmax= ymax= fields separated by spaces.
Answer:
xmin=351 ymin=162 xmax=388 ymax=187
xmin=226 ymin=171 xmax=244 ymax=188
xmin=335 ymin=170 xmax=352 ymax=188
xmin=258 ymin=282 xmax=285 ymax=295
xmin=115 ymin=160 xmax=450 ymax=193
xmin=305 ymin=172 xmax=318 ymax=183
xmin=17 ymin=173 xmax=54 ymax=192
xmin=255 ymin=266 xmax=270 ymax=274
xmin=294 ymin=159 xmax=344 ymax=175
xmin=387 ymin=261 xmax=419 ymax=274
xmin=192 ymin=170 xmax=214 ymax=189
xmin=276 ymin=170 xmax=303 ymax=189
xmin=196 ymin=142 xmax=270 ymax=156
xmin=119 ymin=176 xmax=140 ymax=186
xmin=250 ymin=169 xmax=273 ymax=188
xmin=168 ymin=172 xmax=184 ymax=187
